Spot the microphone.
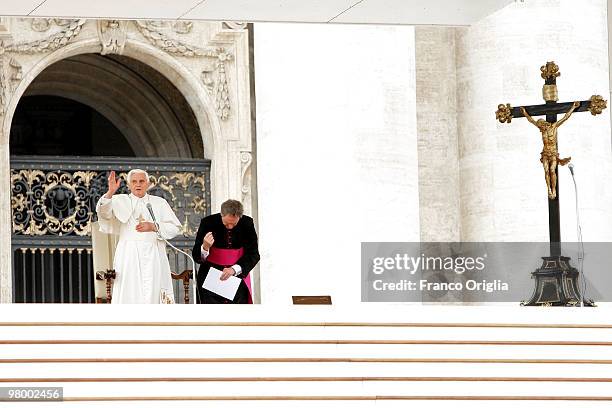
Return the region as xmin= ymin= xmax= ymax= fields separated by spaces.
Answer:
xmin=568 ymin=163 xmax=575 ymax=176
xmin=146 ymin=202 xmax=199 ymax=304
xmin=146 ymin=202 xmax=163 ymax=240
xmin=146 ymin=202 xmax=157 ymax=222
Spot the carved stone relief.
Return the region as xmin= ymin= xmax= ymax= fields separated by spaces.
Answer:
xmin=30 ymin=18 xmax=52 ymax=32
xmin=8 ymin=57 xmax=22 ymax=91
xmin=0 ymin=18 xmax=11 ymax=38
xmin=135 ymin=20 xmax=234 ymax=121
xmin=0 ymin=55 xmax=8 ymax=117
xmin=97 ymin=20 xmax=127 ymax=55
xmin=0 ymin=19 xmax=87 ymax=117
xmin=29 ymin=18 xmax=74 ymax=32
xmin=173 ymin=21 xmax=193 ymax=34
xmin=6 ymin=19 xmax=86 ymax=54
xmin=3 ymin=19 xmax=239 ymax=121
xmin=240 ymin=151 xmax=253 ymax=202
xmin=201 ymin=65 xmax=215 ymax=93
xmin=222 ymin=22 xmax=248 ymax=31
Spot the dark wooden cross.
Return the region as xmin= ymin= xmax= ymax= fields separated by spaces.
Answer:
xmin=496 ymin=61 xmax=607 ymax=256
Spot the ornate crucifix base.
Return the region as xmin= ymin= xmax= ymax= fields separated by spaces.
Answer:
xmin=521 ymin=256 xmax=595 ymax=306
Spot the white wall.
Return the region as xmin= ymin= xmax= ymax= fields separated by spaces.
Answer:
xmin=415 ymin=27 xmax=461 ymax=242
xmin=254 ymin=23 xmax=420 ymax=305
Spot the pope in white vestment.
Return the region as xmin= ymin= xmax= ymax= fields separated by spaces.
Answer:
xmin=95 ymin=169 xmax=182 ymax=304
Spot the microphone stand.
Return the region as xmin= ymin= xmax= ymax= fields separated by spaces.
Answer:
xmin=568 ymin=165 xmax=587 ymax=307
xmin=147 ymin=203 xmax=199 ymax=304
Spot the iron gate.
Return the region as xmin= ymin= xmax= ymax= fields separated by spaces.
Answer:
xmin=10 ymin=156 xmax=211 ymax=303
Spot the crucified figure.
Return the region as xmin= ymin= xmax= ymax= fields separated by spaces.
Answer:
xmin=520 ymin=101 xmax=580 ymax=200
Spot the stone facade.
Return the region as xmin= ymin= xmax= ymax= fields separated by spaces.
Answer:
xmin=415 ymin=27 xmax=461 ymax=242
xmin=0 ymin=18 xmax=255 ymax=303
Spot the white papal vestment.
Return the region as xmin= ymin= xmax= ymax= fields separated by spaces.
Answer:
xmin=95 ymin=193 xmax=181 ymax=304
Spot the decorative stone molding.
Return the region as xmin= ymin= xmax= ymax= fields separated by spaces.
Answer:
xmin=31 ymin=18 xmax=52 ymax=32
xmin=8 ymin=57 xmax=22 ymax=91
xmin=0 ymin=53 xmax=20 ymax=116
xmin=97 ymin=20 xmax=127 ymax=55
xmin=215 ymin=58 xmax=230 ymax=120
xmin=222 ymin=22 xmax=248 ymax=31
xmin=5 ymin=19 xmax=86 ymax=54
xmin=0 ymin=18 xmax=11 ymax=39
xmin=173 ymin=21 xmax=193 ymax=34
xmin=135 ymin=20 xmax=234 ymax=121
xmin=0 ymin=18 xmax=87 ymax=116
xmin=240 ymin=151 xmax=253 ymax=202
xmin=201 ymin=66 xmax=215 ymax=93
xmin=0 ymin=55 xmax=8 ymax=117
xmin=135 ymin=20 xmax=219 ymax=57
xmin=54 ymin=19 xmax=74 ymax=27
xmin=145 ymin=20 xmax=167 ymax=30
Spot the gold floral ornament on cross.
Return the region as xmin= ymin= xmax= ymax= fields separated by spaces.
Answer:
xmin=589 ymin=95 xmax=607 ymax=115
xmin=496 ymin=103 xmax=513 ymax=123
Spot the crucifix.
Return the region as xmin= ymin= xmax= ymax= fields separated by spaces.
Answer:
xmin=495 ymin=61 xmax=607 ymax=306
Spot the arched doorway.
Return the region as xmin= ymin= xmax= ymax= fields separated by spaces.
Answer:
xmin=13 ymin=53 xmax=204 ymax=158
xmin=9 ymin=53 xmax=211 ymax=303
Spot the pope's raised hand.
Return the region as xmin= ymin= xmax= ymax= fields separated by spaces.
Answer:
xmin=105 ymin=171 xmax=121 ymax=198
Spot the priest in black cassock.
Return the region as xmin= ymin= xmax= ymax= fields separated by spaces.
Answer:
xmin=192 ymin=199 xmax=260 ymax=304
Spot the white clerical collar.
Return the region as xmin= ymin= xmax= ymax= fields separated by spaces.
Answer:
xmin=129 ymin=193 xmax=149 ymax=202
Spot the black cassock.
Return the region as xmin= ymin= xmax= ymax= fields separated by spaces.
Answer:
xmin=192 ymin=213 xmax=260 ymax=304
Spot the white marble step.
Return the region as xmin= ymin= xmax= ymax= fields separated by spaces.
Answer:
xmin=4 ymin=304 xmax=612 ymax=325
xmin=3 ymin=362 xmax=612 ymax=379
xmin=1 ymin=343 xmax=612 ymax=360
xmin=2 ymin=326 xmax=612 ymax=342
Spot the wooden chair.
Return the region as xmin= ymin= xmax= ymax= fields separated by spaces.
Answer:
xmin=171 ymin=270 xmax=193 ymax=304
xmin=94 ymin=270 xmax=116 ymax=303
xmin=95 ymin=269 xmax=193 ymax=304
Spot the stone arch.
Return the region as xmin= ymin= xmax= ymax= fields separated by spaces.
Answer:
xmin=20 ymin=53 xmax=201 ymax=158
xmin=3 ymin=38 xmax=223 ymax=162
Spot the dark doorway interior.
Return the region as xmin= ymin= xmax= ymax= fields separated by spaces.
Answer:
xmin=10 ymin=95 xmax=135 ymax=156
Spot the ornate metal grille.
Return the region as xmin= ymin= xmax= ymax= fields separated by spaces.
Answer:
xmin=10 ymin=156 xmax=211 ymax=303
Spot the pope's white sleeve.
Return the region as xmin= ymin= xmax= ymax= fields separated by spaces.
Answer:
xmin=156 ymin=200 xmax=182 ymax=240
xmin=96 ymin=196 xmax=113 ymax=220
xmin=95 ymin=196 xmax=122 ymax=235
